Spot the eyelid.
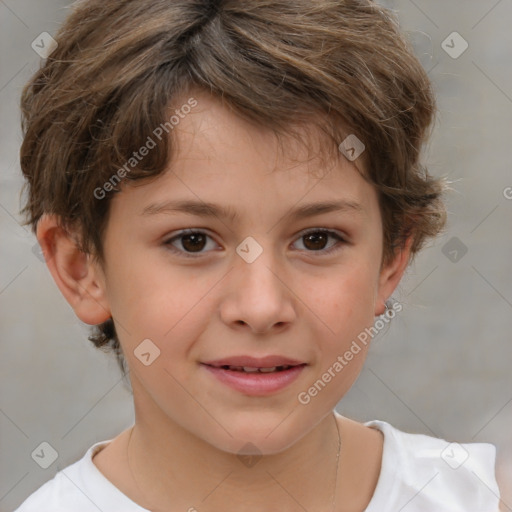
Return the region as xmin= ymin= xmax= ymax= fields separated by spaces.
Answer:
xmin=292 ymin=227 xmax=347 ymax=254
xmin=163 ymin=227 xmax=348 ymax=258
xmin=163 ymin=228 xmax=219 ymax=259
xmin=296 ymin=226 xmax=348 ymax=241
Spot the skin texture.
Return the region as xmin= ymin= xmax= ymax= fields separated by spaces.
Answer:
xmin=37 ymin=89 xmax=412 ymax=511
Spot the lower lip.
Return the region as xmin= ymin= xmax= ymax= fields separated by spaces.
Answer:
xmin=201 ymin=364 xmax=306 ymax=396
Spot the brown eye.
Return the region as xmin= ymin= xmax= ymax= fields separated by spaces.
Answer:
xmin=164 ymin=228 xmax=346 ymax=259
xmin=180 ymin=232 xmax=207 ymax=252
xmin=303 ymin=231 xmax=329 ymax=251
xmin=293 ymin=229 xmax=346 ymax=254
xmin=164 ymin=230 xmax=217 ymax=257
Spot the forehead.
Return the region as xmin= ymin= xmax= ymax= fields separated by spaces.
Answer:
xmin=171 ymin=88 xmax=365 ymax=174
xmin=111 ymin=89 xmax=378 ymax=224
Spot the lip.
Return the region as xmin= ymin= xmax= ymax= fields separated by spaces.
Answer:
xmin=201 ymin=363 xmax=306 ymax=396
xmin=202 ymin=355 xmax=305 ymax=368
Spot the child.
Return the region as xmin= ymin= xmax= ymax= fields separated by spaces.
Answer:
xmin=15 ymin=0 xmax=501 ymax=510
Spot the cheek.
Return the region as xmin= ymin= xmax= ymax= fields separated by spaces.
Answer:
xmin=301 ymin=263 xmax=378 ymax=341
xmin=106 ymin=255 xmax=221 ymax=361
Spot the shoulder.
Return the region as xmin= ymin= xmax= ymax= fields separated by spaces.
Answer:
xmin=13 ymin=460 xmax=90 ymax=512
xmin=363 ymin=420 xmax=501 ymax=512
xmin=13 ymin=438 xmax=146 ymax=512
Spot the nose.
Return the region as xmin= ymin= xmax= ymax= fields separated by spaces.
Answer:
xmin=219 ymin=248 xmax=297 ymax=336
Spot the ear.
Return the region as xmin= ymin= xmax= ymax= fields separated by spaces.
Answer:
xmin=36 ymin=214 xmax=111 ymax=325
xmin=374 ymin=236 xmax=413 ymax=316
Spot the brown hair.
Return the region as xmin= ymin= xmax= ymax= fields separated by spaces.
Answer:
xmin=19 ymin=0 xmax=447 ymax=376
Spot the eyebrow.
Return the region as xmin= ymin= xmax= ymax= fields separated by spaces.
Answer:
xmin=140 ymin=199 xmax=364 ymax=222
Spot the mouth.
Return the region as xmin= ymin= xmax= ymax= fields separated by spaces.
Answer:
xmin=206 ymin=364 xmax=304 ymax=373
xmin=201 ymin=355 xmax=307 ymax=372
xmin=200 ymin=356 xmax=307 ymax=395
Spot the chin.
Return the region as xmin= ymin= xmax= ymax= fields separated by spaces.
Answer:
xmin=197 ymin=412 xmax=313 ymax=456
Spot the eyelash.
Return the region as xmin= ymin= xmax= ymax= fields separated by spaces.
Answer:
xmin=163 ymin=228 xmax=347 ymax=259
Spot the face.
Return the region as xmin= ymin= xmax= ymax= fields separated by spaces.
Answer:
xmin=94 ymin=90 xmax=405 ymax=455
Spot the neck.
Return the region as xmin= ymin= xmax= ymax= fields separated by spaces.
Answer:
xmin=127 ymin=393 xmax=341 ymax=512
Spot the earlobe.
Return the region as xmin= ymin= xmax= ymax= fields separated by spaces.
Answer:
xmin=36 ymin=214 xmax=111 ymax=325
xmin=375 ymin=236 xmax=413 ymax=316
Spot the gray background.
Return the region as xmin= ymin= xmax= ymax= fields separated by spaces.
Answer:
xmin=1 ymin=1 xmax=511 ymax=510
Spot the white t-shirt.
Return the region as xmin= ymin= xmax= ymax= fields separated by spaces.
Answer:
xmin=14 ymin=420 xmax=501 ymax=512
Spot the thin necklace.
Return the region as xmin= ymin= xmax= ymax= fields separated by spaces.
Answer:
xmin=126 ymin=428 xmax=158 ymax=511
xmin=126 ymin=412 xmax=341 ymax=512
xmin=331 ymin=411 xmax=342 ymax=511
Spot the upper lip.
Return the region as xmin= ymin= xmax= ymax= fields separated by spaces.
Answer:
xmin=202 ymin=356 xmax=306 ymax=368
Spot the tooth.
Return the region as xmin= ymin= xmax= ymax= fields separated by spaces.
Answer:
xmin=258 ymin=367 xmax=277 ymax=373
xmin=243 ymin=367 xmax=260 ymax=372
